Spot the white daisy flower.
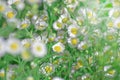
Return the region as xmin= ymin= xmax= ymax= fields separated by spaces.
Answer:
xmin=27 ymin=0 xmax=40 ymax=5
xmin=35 ymin=19 xmax=48 ymax=30
xmin=6 ymin=38 xmax=22 ymax=55
xmin=106 ymin=19 xmax=114 ymax=29
xmin=21 ymin=39 xmax=31 ymax=49
xmin=26 ymin=76 xmax=34 ymax=80
xmin=0 ymin=69 xmax=5 ymax=78
xmin=77 ymin=41 xmax=88 ymax=50
xmin=30 ymin=61 xmax=37 ymax=68
xmin=109 ymin=8 xmax=120 ymax=19
xmin=76 ymin=17 xmax=84 ymax=26
xmin=21 ymin=49 xmax=33 ymax=61
xmin=40 ymin=63 xmax=54 ymax=75
xmin=53 ymin=19 xmax=64 ymax=31
xmin=114 ymin=17 xmax=120 ymax=29
xmin=59 ymin=14 xmax=70 ymax=24
xmin=67 ymin=24 xmax=79 ymax=37
xmin=44 ymin=0 xmax=55 ymax=6
xmin=52 ymin=77 xmax=64 ymax=80
xmin=52 ymin=42 xmax=65 ymax=53
xmin=4 ymin=8 xmax=17 ymax=22
xmin=17 ymin=18 xmax=30 ymax=29
xmin=15 ymin=1 xmax=25 ymax=10
xmin=81 ymin=8 xmax=96 ymax=19
xmin=112 ymin=0 xmax=120 ymax=7
xmin=0 ymin=38 xmax=6 ymax=57
xmin=31 ymin=40 xmax=47 ymax=57
xmin=0 ymin=1 xmax=7 ymax=13
xmin=68 ymin=37 xmax=79 ymax=46
xmin=7 ymin=0 xmax=21 ymax=5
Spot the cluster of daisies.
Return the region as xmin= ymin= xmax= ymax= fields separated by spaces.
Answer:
xmin=0 ymin=0 xmax=120 ymax=80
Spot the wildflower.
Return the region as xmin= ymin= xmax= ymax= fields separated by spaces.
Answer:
xmin=35 ymin=19 xmax=48 ymax=30
xmin=31 ymin=40 xmax=47 ymax=57
xmin=44 ymin=0 xmax=55 ymax=6
xmin=21 ymin=39 xmax=31 ymax=49
xmin=0 ymin=1 xmax=7 ymax=13
xmin=26 ymin=76 xmax=34 ymax=80
xmin=0 ymin=69 xmax=5 ymax=78
xmin=40 ymin=63 xmax=54 ymax=75
xmin=67 ymin=24 xmax=79 ymax=37
xmin=114 ymin=17 xmax=120 ymax=29
xmin=112 ymin=0 xmax=120 ymax=7
xmin=21 ymin=49 xmax=33 ymax=61
xmin=52 ymin=77 xmax=64 ymax=80
xmin=4 ymin=8 xmax=16 ymax=20
xmin=109 ymin=8 xmax=120 ymax=19
xmin=78 ymin=41 xmax=90 ymax=50
xmin=52 ymin=42 xmax=65 ymax=53
xmin=68 ymin=37 xmax=79 ymax=46
xmin=30 ymin=61 xmax=37 ymax=69
xmin=0 ymin=38 xmax=6 ymax=57
xmin=6 ymin=38 xmax=22 ymax=55
xmin=53 ymin=19 xmax=64 ymax=31
xmin=17 ymin=18 xmax=30 ymax=29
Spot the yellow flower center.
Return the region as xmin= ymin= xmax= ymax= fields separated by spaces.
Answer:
xmin=7 ymin=11 xmax=15 ymax=19
xmin=36 ymin=46 xmax=42 ymax=52
xmin=107 ymin=22 xmax=113 ymax=27
xmin=113 ymin=11 xmax=120 ymax=18
xmin=108 ymin=70 xmax=115 ymax=75
xmin=71 ymin=38 xmax=78 ymax=45
xmin=21 ymin=23 xmax=29 ymax=29
xmin=45 ymin=66 xmax=53 ymax=73
xmin=56 ymin=22 xmax=62 ymax=28
xmin=117 ymin=22 xmax=120 ymax=28
xmin=71 ymin=27 xmax=78 ymax=35
xmin=0 ymin=5 xmax=5 ymax=12
xmin=10 ymin=43 xmax=19 ymax=50
xmin=21 ymin=51 xmax=31 ymax=60
xmin=0 ymin=71 xmax=5 ymax=78
xmin=62 ymin=17 xmax=69 ymax=23
xmin=82 ymin=44 xmax=87 ymax=49
xmin=87 ymin=12 xmax=93 ymax=18
xmin=75 ymin=60 xmax=83 ymax=69
xmin=54 ymin=46 xmax=62 ymax=52
xmin=24 ymin=42 xmax=31 ymax=48
xmin=107 ymin=35 xmax=114 ymax=40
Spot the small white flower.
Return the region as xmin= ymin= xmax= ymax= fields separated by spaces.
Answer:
xmin=52 ymin=42 xmax=65 ymax=53
xmin=21 ymin=49 xmax=33 ymax=61
xmin=21 ymin=39 xmax=31 ymax=49
xmin=7 ymin=38 xmax=22 ymax=55
xmin=16 ymin=1 xmax=25 ymax=10
xmin=78 ymin=41 xmax=88 ymax=50
xmin=114 ymin=17 xmax=120 ymax=29
xmin=109 ymin=8 xmax=120 ymax=19
xmin=52 ymin=77 xmax=64 ymax=80
xmin=31 ymin=40 xmax=47 ymax=57
xmin=40 ymin=63 xmax=54 ymax=75
xmin=68 ymin=24 xmax=79 ymax=37
xmin=26 ymin=76 xmax=34 ymax=80
xmin=35 ymin=19 xmax=48 ymax=30
xmin=53 ymin=19 xmax=64 ymax=31
xmin=27 ymin=0 xmax=40 ymax=5
xmin=112 ymin=0 xmax=120 ymax=7
xmin=0 ymin=38 xmax=6 ymax=57
xmin=68 ymin=37 xmax=79 ymax=46
xmin=4 ymin=8 xmax=16 ymax=19
xmin=0 ymin=1 xmax=7 ymax=13
xmin=17 ymin=18 xmax=30 ymax=29
xmin=44 ymin=0 xmax=55 ymax=6
xmin=0 ymin=69 xmax=5 ymax=78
